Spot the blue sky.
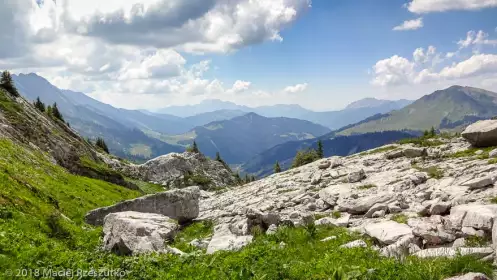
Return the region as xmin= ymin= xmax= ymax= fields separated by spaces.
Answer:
xmin=1 ymin=0 xmax=497 ymax=110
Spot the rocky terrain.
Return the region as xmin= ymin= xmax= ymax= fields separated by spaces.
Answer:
xmin=193 ymin=120 xmax=497 ymax=260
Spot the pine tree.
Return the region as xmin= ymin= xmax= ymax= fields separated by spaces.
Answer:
xmin=234 ymin=173 xmax=241 ymax=184
xmin=51 ymin=103 xmax=64 ymax=122
xmin=317 ymin=140 xmax=324 ymax=158
xmin=251 ymin=175 xmax=256 ymax=182
xmin=46 ymin=105 xmax=53 ymax=116
xmin=95 ymin=137 xmax=109 ymax=154
xmin=190 ymin=141 xmax=200 ymax=153
xmin=34 ymin=97 xmax=46 ymax=112
xmin=215 ymin=152 xmax=222 ymax=162
xmin=274 ymin=161 xmax=282 ymax=173
xmin=0 ymin=70 xmax=19 ymax=97
xmin=430 ymin=126 xmax=436 ymax=137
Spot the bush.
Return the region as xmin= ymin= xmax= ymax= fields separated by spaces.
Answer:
xmin=292 ymin=149 xmax=320 ymax=168
xmin=95 ymin=137 xmax=109 ymax=154
xmin=0 ymin=70 xmax=19 ymax=97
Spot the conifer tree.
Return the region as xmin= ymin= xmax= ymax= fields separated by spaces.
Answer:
xmin=430 ymin=126 xmax=436 ymax=137
xmin=96 ymin=137 xmax=109 ymax=154
xmin=274 ymin=161 xmax=282 ymax=173
xmin=0 ymin=70 xmax=19 ymax=97
xmin=34 ymin=97 xmax=46 ymax=112
xmin=192 ymin=141 xmax=200 ymax=153
xmin=51 ymin=103 xmax=64 ymax=121
xmin=317 ymin=140 xmax=324 ymax=158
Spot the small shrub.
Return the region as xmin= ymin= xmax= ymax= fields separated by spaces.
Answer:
xmin=488 ymin=158 xmax=497 ymax=165
xmin=292 ymin=149 xmax=320 ymax=168
xmin=465 ymin=235 xmax=489 ymax=247
xmin=490 ymin=197 xmax=497 ymax=204
xmin=0 ymin=207 xmax=13 ymax=219
xmin=391 ymin=214 xmax=408 ymax=224
xmin=46 ymin=212 xmax=73 ymax=240
xmin=332 ymin=211 xmax=341 ymax=219
xmin=413 ymin=165 xmax=444 ymax=179
xmin=357 ymin=184 xmax=377 ymax=190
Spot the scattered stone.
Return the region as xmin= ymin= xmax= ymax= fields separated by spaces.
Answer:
xmin=365 ymin=203 xmax=388 ymax=218
xmin=380 ymin=235 xmax=415 ymax=258
xmin=452 ymin=238 xmax=466 ymax=249
xmin=430 ymin=201 xmax=451 ymax=216
xmin=462 ymin=177 xmax=493 ymax=190
xmin=449 ymin=204 xmax=497 ymax=231
xmin=165 ymin=246 xmax=185 ymax=256
xmin=206 ymin=224 xmax=253 ymax=254
xmin=414 ymin=247 xmax=494 ymax=259
xmin=86 ymin=186 xmax=200 ymax=226
xmin=102 ymin=211 xmax=178 ymax=255
xmin=372 ymin=210 xmax=386 ymax=218
xmin=489 ymin=148 xmax=497 ymax=158
xmin=321 ymin=236 xmax=337 ymax=242
xmin=403 ymin=148 xmax=427 ymax=158
xmin=348 ymin=169 xmax=366 ymax=183
xmin=462 ymin=120 xmax=497 ymax=147
xmin=340 ymin=240 xmax=367 ymax=248
xmin=385 ymin=150 xmax=404 ymax=160
xmin=364 ymin=221 xmax=412 ymax=245
xmin=190 ymin=239 xmax=210 ymax=249
xmin=266 ymin=224 xmax=278 ymax=235
xmin=318 ymin=161 xmax=331 ymax=169
xmin=461 ymin=227 xmax=485 ymax=238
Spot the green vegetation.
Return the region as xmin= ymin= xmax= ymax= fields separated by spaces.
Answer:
xmin=33 ymin=96 xmax=46 ymax=112
xmin=125 ymin=177 xmax=165 ymax=194
xmin=357 ymin=184 xmax=377 ymax=190
xmin=187 ymin=140 xmax=200 ymax=153
xmin=488 ymin=158 xmax=497 ymax=165
xmin=413 ymin=165 xmax=444 ymax=179
xmin=183 ymin=172 xmax=212 ymax=189
xmin=274 ymin=161 xmax=282 ymax=173
xmin=391 ymin=214 xmax=409 ymax=224
xmin=397 ymin=129 xmax=444 ymax=147
xmin=172 ymin=221 xmax=214 ymax=253
xmin=449 ymin=146 xmax=496 ymax=159
xmin=96 ymin=137 xmax=110 ymax=154
xmin=332 ymin=211 xmax=342 ymax=219
xmin=215 ymin=151 xmax=232 ymax=172
xmin=465 ymin=236 xmax=489 ymax=248
xmin=317 ymin=139 xmax=324 ymax=158
xmin=490 ymin=196 xmax=497 ymax=204
xmin=292 ymin=148 xmax=320 ymax=168
xmin=1 ymin=70 xmax=19 ymax=97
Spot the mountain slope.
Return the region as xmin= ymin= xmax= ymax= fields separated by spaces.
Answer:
xmin=241 ymin=130 xmax=414 ymax=177
xmin=183 ymin=109 xmax=247 ymax=127
xmin=340 ymin=86 xmax=497 ymax=135
xmin=167 ymin=113 xmax=331 ymax=164
xmin=13 ymin=74 xmax=184 ymax=160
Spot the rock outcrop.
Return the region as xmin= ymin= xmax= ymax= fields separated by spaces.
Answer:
xmin=462 ymin=120 xmax=497 ymax=147
xmin=103 ymin=211 xmax=178 ymax=255
xmin=106 ymin=152 xmax=237 ymax=189
xmin=85 ymin=186 xmax=200 ymax=225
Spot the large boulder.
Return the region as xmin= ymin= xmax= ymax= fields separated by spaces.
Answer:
xmin=414 ymin=247 xmax=494 ymax=259
xmin=364 ymin=221 xmax=412 ymax=245
xmin=85 ymin=186 xmax=200 ymax=226
xmin=462 ymin=120 xmax=497 ymax=147
xmin=448 ymin=204 xmax=497 ymax=231
xmin=338 ymin=193 xmax=393 ymax=214
xmin=103 ymin=211 xmax=178 ymax=255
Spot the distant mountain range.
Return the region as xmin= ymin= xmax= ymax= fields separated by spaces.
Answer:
xmin=153 ymin=98 xmax=413 ymax=130
xmin=158 ymin=113 xmax=331 ymax=164
xmin=339 ymin=86 xmax=497 ymax=135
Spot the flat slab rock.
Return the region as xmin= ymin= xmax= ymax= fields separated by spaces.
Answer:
xmin=364 ymin=221 xmax=412 ymax=245
xmin=206 ymin=224 xmax=253 ymax=254
xmin=449 ymin=204 xmax=497 ymax=231
xmin=85 ymin=186 xmax=200 ymax=226
xmin=103 ymin=211 xmax=178 ymax=255
xmin=414 ymin=247 xmax=494 ymax=259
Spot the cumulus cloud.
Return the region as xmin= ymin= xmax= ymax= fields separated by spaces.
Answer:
xmin=283 ymin=83 xmax=308 ymax=93
xmin=407 ymin=0 xmax=497 ymax=13
xmin=227 ymin=80 xmax=251 ymax=94
xmin=393 ymin=18 xmax=423 ymax=31
xmin=458 ymin=30 xmax=497 ymax=49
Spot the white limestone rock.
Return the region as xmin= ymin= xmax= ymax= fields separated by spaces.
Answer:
xmin=364 ymin=221 xmax=412 ymax=245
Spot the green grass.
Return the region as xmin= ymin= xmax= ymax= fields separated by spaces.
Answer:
xmin=488 ymin=158 xmax=497 ymax=165
xmin=465 ymin=236 xmax=489 ymax=248
xmin=0 ymin=138 xmax=494 ymax=280
xmin=391 ymin=214 xmax=409 ymax=224
xmin=412 ymin=165 xmax=444 ymax=179
xmin=490 ymin=197 xmax=497 ymax=204
xmin=129 ymin=143 xmax=152 ymax=158
xmin=357 ymin=184 xmax=377 ymax=190
xmin=332 ymin=211 xmax=341 ymax=219
xmin=126 ymin=177 xmax=165 ymax=194
xmin=398 ymin=137 xmax=444 ymax=147
xmin=449 ymin=146 xmax=497 ymax=159
xmin=172 ymin=220 xmax=214 ymax=253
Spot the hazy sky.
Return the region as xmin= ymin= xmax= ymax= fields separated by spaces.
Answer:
xmin=1 ymin=0 xmax=497 ymax=111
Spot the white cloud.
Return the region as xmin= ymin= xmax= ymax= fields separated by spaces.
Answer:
xmin=393 ymin=18 xmax=423 ymax=31
xmin=371 ymin=56 xmax=415 ymax=86
xmin=458 ymin=30 xmax=497 ymax=49
xmin=283 ymin=83 xmax=308 ymax=93
xmin=228 ymin=80 xmax=251 ymax=94
xmin=407 ymin=0 xmax=497 ymax=13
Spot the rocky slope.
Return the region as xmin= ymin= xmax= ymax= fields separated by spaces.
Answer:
xmin=197 ymin=121 xmax=497 ymax=260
